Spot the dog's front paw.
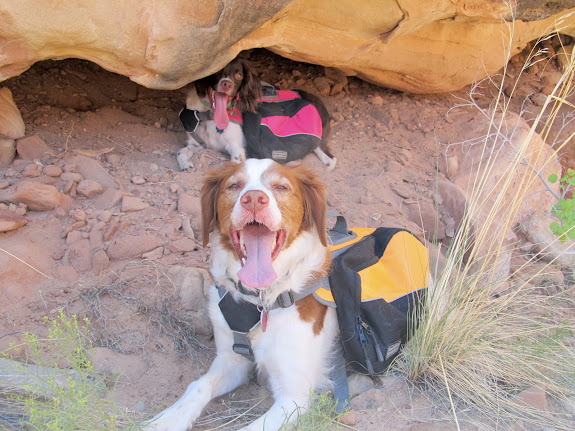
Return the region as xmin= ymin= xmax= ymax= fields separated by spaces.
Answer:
xmin=142 ymin=414 xmax=191 ymax=431
xmin=177 ymin=147 xmax=195 ymax=171
xmin=325 ymin=156 xmax=337 ymax=171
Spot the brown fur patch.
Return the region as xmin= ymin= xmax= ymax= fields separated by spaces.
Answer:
xmin=296 ymin=295 xmax=328 ymax=336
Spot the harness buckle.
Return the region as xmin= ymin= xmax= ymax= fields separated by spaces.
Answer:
xmin=276 ymin=291 xmax=295 ymax=308
xmin=233 ymin=343 xmax=254 ymax=357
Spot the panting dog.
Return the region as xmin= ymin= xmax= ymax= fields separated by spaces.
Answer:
xmin=177 ymin=58 xmax=336 ymax=171
xmin=144 ymin=159 xmax=339 ymax=431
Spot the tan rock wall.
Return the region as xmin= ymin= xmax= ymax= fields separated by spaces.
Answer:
xmin=0 ymin=1 xmax=574 ymax=93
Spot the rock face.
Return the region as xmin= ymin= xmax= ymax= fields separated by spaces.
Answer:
xmin=1 ymin=1 xmax=575 ymax=93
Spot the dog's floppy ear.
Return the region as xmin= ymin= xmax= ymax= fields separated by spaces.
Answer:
xmin=236 ymin=59 xmax=262 ymax=114
xmin=200 ymin=169 xmax=226 ymax=247
xmin=293 ymin=165 xmax=327 ymax=246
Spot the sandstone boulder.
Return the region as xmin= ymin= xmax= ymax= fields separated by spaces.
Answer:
xmin=0 ymin=181 xmax=74 ymax=211
xmin=1 ymin=2 xmax=575 ymax=93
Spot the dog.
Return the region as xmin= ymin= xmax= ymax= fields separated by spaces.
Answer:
xmin=144 ymin=159 xmax=339 ymax=431
xmin=177 ymin=58 xmax=261 ymax=169
xmin=177 ymin=58 xmax=336 ymax=171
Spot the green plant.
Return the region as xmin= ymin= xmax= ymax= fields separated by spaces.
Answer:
xmin=289 ymin=393 xmax=346 ymax=431
xmin=6 ymin=310 xmax=140 ymax=431
xmin=548 ymin=168 xmax=575 ymax=241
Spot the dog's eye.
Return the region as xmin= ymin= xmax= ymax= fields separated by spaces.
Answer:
xmin=234 ymin=73 xmax=243 ymax=81
xmin=275 ymin=184 xmax=289 ymax=191
xmin=228 ymin=183 xmax=241 ymax=190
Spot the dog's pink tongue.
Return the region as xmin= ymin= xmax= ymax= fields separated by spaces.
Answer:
xmin=213 ymin=92 xmax=230 ymax=131
xmin=238 ymin=224 xmax=277 ymax=288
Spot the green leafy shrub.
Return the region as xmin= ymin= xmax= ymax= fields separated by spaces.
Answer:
xmin=548 ymin=168 xmax=575 ymax=241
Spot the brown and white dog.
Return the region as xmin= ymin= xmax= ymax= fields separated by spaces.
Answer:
xmin=177 ymin=58 xmax=336 ymax=171
xmin=177 ymin=58 xmax=262 ymax=170
xmin=144 ymin=159 xmax=339 ymax=431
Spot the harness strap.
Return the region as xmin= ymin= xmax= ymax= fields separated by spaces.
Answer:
xmin=331 ymin=344 xmax=351 ymax=413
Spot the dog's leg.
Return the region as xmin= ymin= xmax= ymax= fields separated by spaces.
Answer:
xmin=144 ymin=292 xmax=253 ymax=431
xmin=177 ymin=146 xmax=196 ymax=171
xmin=144 ymin=352 xmax=253 ymax=431
xmin=313 ymin=147 xmax=337 ymax=171
xmin=225 ymin=127 xmax=247 ymax=163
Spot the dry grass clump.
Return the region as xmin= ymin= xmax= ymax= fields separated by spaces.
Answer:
xmin=397 ymin=27 xmax=575 ymax=429
xmin=67 ymin=260 xmax=211 ymax=364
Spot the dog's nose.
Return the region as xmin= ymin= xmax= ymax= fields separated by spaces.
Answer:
xmin=241 ymin=190 xmax=269 ymax=213
xmin=220 ymin=79 xmax=233 ymax=93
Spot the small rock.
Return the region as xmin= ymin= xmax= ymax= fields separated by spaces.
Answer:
xmin=65 ymin=230 xmax=83 ymax=245
xmin=169 ymin=183 xmax=179 ymax=193
xmin=60 ymin=171 xmax=83 ymax=183
xmin=94 ymin=188 xmax=123 ymax=210
xmin=131 ymin=175 xmax=146 ymax=185
xmin=177 ymin=194 xmax=201 ymax=217
xmin=513 ymin=384 xmax=548 ymax=412
xmin=92 ymin=249 xmax=110 ymax=275
xmin=66 ymin=239 xmax=92 ymax=272
xmin=22 ymin=163 xmax=42 ymax=178
xmin=313 ymin=77 xmax=331 ymax=96
xmin=168 ymin=238 xmax=197 ymax=254
xmin=98 ymin=210 xmax=112 ymax=223
xmin=122 ymin=195 xmax=149 ymax=212
xmin=0 ymin=87 xmax=25 ymax=139
xmin=89 ymin=229 xmax=104 ymax=251
xmin=347 ymin=373 xmax=375 ymax=396
xmin=107 ymin=234 xmax=163 ymax=260
xmin=350 ymin=388 xmax=386 ymax=410
xmin=338 ymin=410 xmax=357 ymax=426
xmin=43 ymin=164 xmax=63 ymax=177
xmin=0 ymin=209 xmax=27 ymax=232
xmin=64 ymin=154 xmax=118 ymax=190
xmin=76 ymin=179 xmax=103 ymax=198
xmin=16 ymin=135 xmax=53 ymax=160
xmin=73 ymin=209 xmax=87 ymax=221
xmin=369 ymin=95 xmax=384 ymax=106
xmin=0 ymin=181 xmax=73 ymax=211
xmin=0 ymin=138 xmax=16 ymax=168
xmin=142 ymin=246 xmax=164 ymax=260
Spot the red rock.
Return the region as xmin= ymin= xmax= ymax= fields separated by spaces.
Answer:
xmin=0 ymin=88 xmax=25 ymax=139
xmin=0 ymin=209 xmax=27 ymax=232
xmin=76 ymin=179 xmax=103 ymax=198
xmin=66 ymin=239 xmax=92 ymax=272
xmin=0 ymin=180 xmax=73 ymax=211
xmin=177 ymin=194 xmax=201 ymax=217
xmin=0 ymin=138 xmax=16 ymax=168
xmin=122 ymin=195 xmax=149 ymax=212
xmin=92 ymin=249 xmax=109 ymax=275
xmin=168 ymin=238 xmax=197 ymax=254
xmin=94 ymin=188 xmax=123 ymax=210
xmin=107 ymin=234 xmax=163 ymax=260
xmin=22 ymin=163 xmax=42 ymax=177
xmin=43 ymin=164 xmax=63 ymax=177
xmin=16 ymin=135 xmax=53 ymax=160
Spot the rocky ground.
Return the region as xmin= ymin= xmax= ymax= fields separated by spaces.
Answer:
xmin=1 ymin=40 xmax=574 ymax=431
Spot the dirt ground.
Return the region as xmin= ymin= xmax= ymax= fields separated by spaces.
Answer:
xmin=1 ymin=41 xmax=574 ymax=431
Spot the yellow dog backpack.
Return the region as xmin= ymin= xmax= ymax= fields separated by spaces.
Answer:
xmin=316 ymin=214 xmax=430 ymax=375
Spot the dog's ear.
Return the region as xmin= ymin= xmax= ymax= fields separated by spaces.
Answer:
xmin=194 ymin=75 xmax=212 ymax=99
xmin=293 ymin=166 xmax=327 ymax=246
xmin=200 ymin=169 xmax=226 ymax=247
xmin=236 ymin=59 xmax=262 ymax=114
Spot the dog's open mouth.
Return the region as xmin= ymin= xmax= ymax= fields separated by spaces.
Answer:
xmin=209 ymin=89 xmax=232 ymax=131
xmin=230 ymin=222 xmax=287 ymax=289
